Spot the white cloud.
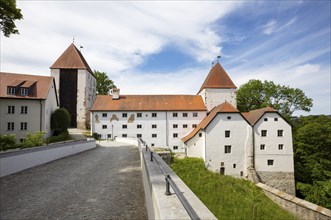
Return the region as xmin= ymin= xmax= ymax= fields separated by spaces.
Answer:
xmin=295 ymin=63 xmax=320 ymax=74
xmin=263 ymin=18 xmax=296 ymax=35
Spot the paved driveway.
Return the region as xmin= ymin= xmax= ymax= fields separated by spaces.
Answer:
xmin=0 ymin=141 xmax=147 ymax=220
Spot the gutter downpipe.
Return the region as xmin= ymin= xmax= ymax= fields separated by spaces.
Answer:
xmin=39 ymin=99 xmax=42 ymax=132
xmin=166 ymin=111 xmax=169 ymax=147
xmin=252 ymin=125 xmax=255 ymax=169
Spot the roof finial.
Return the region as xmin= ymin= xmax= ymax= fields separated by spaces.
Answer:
xmin=212 ymin=55 xmax=221 ymax=67
xmin=216 ymin=55 xmax=221 ymax=63
xmin=73 ymin=36 xmax=75 ymax=44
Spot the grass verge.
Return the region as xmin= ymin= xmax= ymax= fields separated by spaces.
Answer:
xmin=171 ymin=157 xmax=297 ymax=220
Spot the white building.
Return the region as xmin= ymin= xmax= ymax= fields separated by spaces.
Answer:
xmin=0 ymin=72 xmax=59 ymax=141
xmin=50 ymin=43 xmax=96 ymax=129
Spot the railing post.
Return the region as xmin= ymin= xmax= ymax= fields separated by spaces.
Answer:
xmin=150 ymin=151 xmax=153 ymax=162
xmin=165 ymin=175 xmax=171 ymax=195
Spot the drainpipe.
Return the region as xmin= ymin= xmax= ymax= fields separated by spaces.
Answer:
xmin=252 ymin=126 xmax=255 ymax=169
xmin=39 ymin=99 xmax=42 ymax=131
xmin=166 ymin=111 xmax=169 ymax=147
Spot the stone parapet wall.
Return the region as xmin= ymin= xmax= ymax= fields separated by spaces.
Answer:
xmin=257 ymin=183 xmax=331 ymax=220
xmin=257 ymin=171 xmax=295 ymax=195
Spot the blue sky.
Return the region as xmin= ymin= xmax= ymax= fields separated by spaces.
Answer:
xmin=1 ymin=1 xmax=330 ymax=115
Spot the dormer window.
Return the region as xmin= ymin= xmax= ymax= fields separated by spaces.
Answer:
xmin=7 ymin=87 xmax=16 ymax=95
xmin=21 ymin=88 xmax=29 ymax=96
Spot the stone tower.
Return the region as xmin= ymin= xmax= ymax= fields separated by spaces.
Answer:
xmin=198 ymin=62 xmax=237 ymax=111
xmin=50 ymin=43 xmax=96 ymax=129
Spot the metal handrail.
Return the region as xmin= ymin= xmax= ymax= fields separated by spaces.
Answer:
xmin=144 ymin=144 xmax=200 ymax=220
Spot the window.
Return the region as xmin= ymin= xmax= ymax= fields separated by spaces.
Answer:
xmin=151 ymin=143 xmax=155 ymax=147
xmin=264 ymin=118 xmax=268 ymax=121
xmin=152 ymin=134 xmax=157 ymax=138
xmin=173 ymin=133 xmax=178 ymax=138
xmin=7 ymin=106 xmax=15 ymax=114
xmin=107 ymin=134 xmax=112 ymax=138
xmin=260 ymin=144 xmax=265 ymax=150
xmin=267 ymin=160 xmax=274 ymax=166
xmin=102 ymin=125 xmax=107 ymax=129
xmin=225 ymin=130 xmax=230 ymax=138
xmin=199 ymin=133 xmax=202 ymax=137
xmin=274 ymin=118 xmax=278 ymax=121
xmin=21 ymin=88 xmax=29 ymax=96
xmin=233 ymin=164 xmax=236 ymax=168
xmin=102 ymin=113 xmax=107 ymax=117
xmin=227 ymin=116 xmax=231 ymax=120
xmin=152 ymin=113 xmax=157 ymax=117
xmin=19 ymin=138 xmax=25 ymax=143
xmin=137 ymin=113 xmax=142 ymax=118
xmin=183 ymin=124 xmax=188 ymax=128
xmin=137 ymin=134 xmax=142 ymax=138
xmin=173 ymin=124 xmax=178 ymax=128
xmin=173 ymin=113 xmax=178 ymax=117
xmin=21 ymin=106 xmax=28 ymax=114
xmin=261 ymin=130 xmax=267 ymax=137
xmin=193 ymin=113 xmax=198 ymax=117
xmin=192 ymin=124 xmax=197 ymax=128
xmin=7 ymin=87 xmax=15 ymax=95
xmin=278 ymin=144 xmax=284 ymax=150
xmin=122 ymin=125 xmax=127 ymax=129
xmin=137 ymin=124 xmax=142 ymax=129
xmin=225 ymin=145 xmax=231 ymax=154
xmin=122 ymin=134 xmax=127 ymax=138
xmin=122 ymin=113 xmax=127 ymax=118
xmin=20 ymin=122 xmax=27 ymax=130
xmin=152 ymin=124 xmax=157 ymax=129
xmin=240 ymin=171 xmax=243 ymax=176
xmin=278 ymin=130 xmax=283 ymax=137
xmin=173 ymin=146 xmax=178 ymax=150
xmin=183 ymin=113 xmax=188 ymax=117
xmin=7 ymin=122 xmax=14 ymax=131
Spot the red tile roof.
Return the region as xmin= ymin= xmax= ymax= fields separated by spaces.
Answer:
xmin=90 ymin=95 xmax=207 ymax=111
xmin=242 ymin=107 xmax=277 ymax=125
xmin=50 ymin=43 xmax=93 ymax=74
xmin=0 ymin=72 xmax=55 ymax=100
xmin=182 ymin=102 xmax=238 ymax=142
xmin=198 ymin=63 xmax=236 ymax=93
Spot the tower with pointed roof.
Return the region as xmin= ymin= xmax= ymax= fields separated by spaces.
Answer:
xmin=198 ymin=62 xmax=237 ymax=111
xmin=50 ymin=43 xmax=96 ymax=129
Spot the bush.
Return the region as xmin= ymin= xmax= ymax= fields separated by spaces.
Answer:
xmin=21 ymin=131 xmax=45 ymax=148
xmin=92 ymin=132 xmax=99 ymax=140
xmin=0 ymin=134 xmax=18 ymax=151
xmin=51 ymin=108 xmax=71 ymax=134
xmin=46 ymin=131 xmax=71 ymax=144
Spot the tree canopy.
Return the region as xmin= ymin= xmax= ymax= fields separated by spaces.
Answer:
xmin=51 ymin=108 xmax=71 ymax=135
xmin=93 ymin=70 xmax=116 ymax=95
xmin=237 ymin=79 xmax=313 ymax=118
xmin=0 ymin=0 xmax=23 ymax=37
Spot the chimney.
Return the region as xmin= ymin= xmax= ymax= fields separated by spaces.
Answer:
xmin=111 ymin=88 xmax=120 ymax=100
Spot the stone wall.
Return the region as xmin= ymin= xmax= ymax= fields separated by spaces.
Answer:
xmin=257 ymin=171 xmax=295 ymax=195
xmin=257 ymin=183 xmax=331 ymax=220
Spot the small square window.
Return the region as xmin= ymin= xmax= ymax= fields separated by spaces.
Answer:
xmin=260 ymin=144 xmax=265 ymax=150
xmin=227 ymin=116 xmax=231 ymax=120
xmin=173 ymin=124 xmax=178 ymax=128
xmin=152 ymin=124 xmax=157 ymax=129
xmin=199 ymin=133 xmax=202 ymax=137
xmin=122 ymin=134 xmax=127 ymax=138
xmin=7 ymin=122 xmax=14 ymax=131
xmin=173 ymin=113 xmax=178 ymax=117
xmin=278 ymin=144 xmax=284 ymax=150
xmin=225 ymin=130 xmax=230 ymax=138
xmin=152 ymin=113 xmax=157 ymax=117
xmin=183 ymin=113 xmax=188 ymax=117
xmin=173 ymin=133 xmax=178 ymax=138
xmin=278 ymin=130 xmax=283 ymax=137
xmin=192 ymin=124 xmax=197 ymax=128
xmin=173 ymin=146 xmax=178 ymax=150
xmin=151 ymin=143 xmax=155 ymax=147
xmin=21 ymin=106 xmax=28 ymax=114
xmin=122 ymin=113 xmax=127 ymax=118
xmin=183 ymin=124 xmax=188 ymax=128
xmin=225 ymin=145 xmax=231 ymax=154
xmin=7 ymin=87 xmax=16 ymax=95
xmin=233 ymin=164 xmax=236 ymax=168
xmin=20 ymin=122 xmax=27 ymax=130
xmin=102 ymin=125 xmax=107 ymax=129
xmin=267 ymin=160 xmax=274 ymax=166
xmin=193 ymin=113 xmax=198 ymax=117
xmin=122 ymin=125 xmax=127 ymax=129
xmin=137 ymin=113 xmax=142 ymax=118
xmin=274 ymin=118 xmax=278 ymax=121
xmin=102 ymin=113 xmax=107 ymax=117
xmin=21 ymin=88 xmax=29 ymax=96
xmin=152 ymin=134 xmax=157 ymax=138
xmin=137 ymin=134 xmax=142 ymax=138
xmin=264 ymin=118 xmax=268 ymax=121
xmin=261 ymin=130 xmax=267 ymax=137
xmin=7 ymin=106 xmax=15 ymax=114
xmin=137 ymin=124 xmax=142 ymax=129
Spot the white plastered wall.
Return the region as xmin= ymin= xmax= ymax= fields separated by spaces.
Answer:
xmin=199 ymin=88 xmax=237 ymax=111
xmin=185 ymin=130 xmax=206 ymax=160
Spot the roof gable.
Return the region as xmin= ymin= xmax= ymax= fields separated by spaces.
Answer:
xmin=198 ymin=63 xmax=236 ymax=93
xmin=242 ymin=107 xmax=277 ymax=125
xmin=50 ymin=43 xmax=93 ymax=74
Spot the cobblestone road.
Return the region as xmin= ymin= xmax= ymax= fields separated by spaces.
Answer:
xmin=0 ymin=141 xmax=147 ymax=220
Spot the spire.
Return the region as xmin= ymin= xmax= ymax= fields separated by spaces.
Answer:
xmin=198 ymin=63 xmax=236 ymax=94
xmin=50 ymin=43 xmax=93 ymax=73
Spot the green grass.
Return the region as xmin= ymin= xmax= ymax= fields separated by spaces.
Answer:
xmin=171 ymin=157 xmax=297 ymax=220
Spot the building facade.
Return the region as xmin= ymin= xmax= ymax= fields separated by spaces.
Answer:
xmin=0 ymin=72 xmax=58 ymax=141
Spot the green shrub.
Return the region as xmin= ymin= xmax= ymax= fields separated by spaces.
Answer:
xmin=0 ymin=134 xmax=18 ymax=151
xmin=92 ymin=132 xmax=99 ymax=140
xmin=51 ymin=108 xmax=71 ymax=134
xmin=21 ymin=131 xmax=45 ymax=148
xmin=46 ymin=131 xmax=71 ymax=144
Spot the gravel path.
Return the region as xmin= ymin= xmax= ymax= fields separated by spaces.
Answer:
xmin=0 ymin=141 xmax=147 ymax=220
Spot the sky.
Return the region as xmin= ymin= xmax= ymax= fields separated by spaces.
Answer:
xmin=1 ymin=1 xmax=330 ymax=116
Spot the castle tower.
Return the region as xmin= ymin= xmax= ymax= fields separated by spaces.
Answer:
xmin=50 ymin=43 xmax=96 ymax=129
xmin=198 ymin=63 xmax=237 ymax=111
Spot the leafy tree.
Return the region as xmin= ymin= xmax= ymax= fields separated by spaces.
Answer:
xmin=237 ymin=79 xmax=313 ymax=118
xmin=51 ymin=108 xmax=71 ymax=135
xmin=94 ymin=70 xmax=116 ymax=95
xmin=293 ymin=115 xmax=331 ymax=209
xmin=0 ymin=0 xmax=23 ymax=37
